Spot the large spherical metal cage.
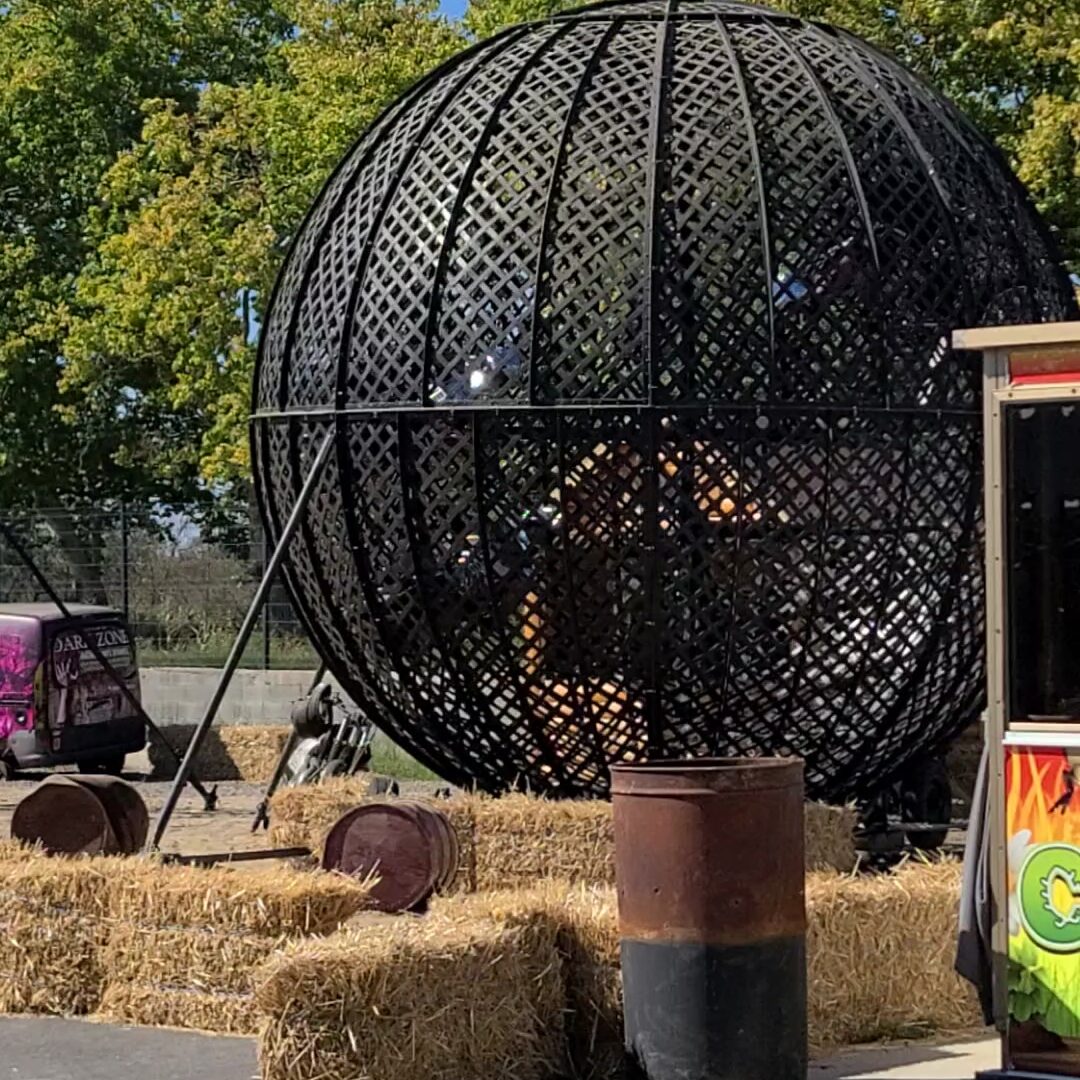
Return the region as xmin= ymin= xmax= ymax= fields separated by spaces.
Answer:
xmin=253 ymin=0 xmax=1075 ymax=801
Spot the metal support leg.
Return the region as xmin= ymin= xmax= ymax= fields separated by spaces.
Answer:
xmin=147 ymin=429 xmax=335 ymax=851
xmin=0 ymin=518 xmax=219 ymax=809
xmin=251 ymin=661 xmax=327 ymax=832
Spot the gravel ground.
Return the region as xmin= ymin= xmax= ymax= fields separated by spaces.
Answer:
xmin=0 ymin=744 xmax=454 ymax=860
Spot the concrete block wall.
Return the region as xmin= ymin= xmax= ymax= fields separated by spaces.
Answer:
xmin=140 ymin=667 xmax=335 ymax=727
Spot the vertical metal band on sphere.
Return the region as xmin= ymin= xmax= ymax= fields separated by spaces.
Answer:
xmin=252 ymin=0 xmax=1076 ymax=801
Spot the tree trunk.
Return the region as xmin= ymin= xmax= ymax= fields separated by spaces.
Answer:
xmin=43 ymin=510 xmax=109 ymax=606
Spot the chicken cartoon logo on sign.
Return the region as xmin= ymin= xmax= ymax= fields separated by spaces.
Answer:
xmin=1017 ymin=844 xmax=1080 ymax=953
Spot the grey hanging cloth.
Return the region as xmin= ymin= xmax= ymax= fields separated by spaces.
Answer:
xmin=955 ymin=741 xmax=995 ymax=1027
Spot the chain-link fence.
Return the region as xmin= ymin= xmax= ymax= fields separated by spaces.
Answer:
xmin=0 ymin=507 xmax=318 ymax=669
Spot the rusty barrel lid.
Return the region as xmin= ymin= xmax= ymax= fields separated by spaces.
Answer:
xmin=11 ymin=775 xmax=119 ymax=856
xmin=65 ymin=775 xmax=148 ymax=854
xmin=322 ymin=801 xmax=454 ymax=912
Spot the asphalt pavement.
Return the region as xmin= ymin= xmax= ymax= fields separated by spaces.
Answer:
xmin=0 ymin=1016 xmax=256 ymax=1080
xmin=0 ymin=1014 xmax=995 ymax=1080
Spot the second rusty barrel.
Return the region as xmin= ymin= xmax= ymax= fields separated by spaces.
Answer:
xmin=611 ymin=757 xmax=806 ymax=1080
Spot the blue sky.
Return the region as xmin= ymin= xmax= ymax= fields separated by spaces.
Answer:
xmin=439 ymin=0 xmax=468 ymax=20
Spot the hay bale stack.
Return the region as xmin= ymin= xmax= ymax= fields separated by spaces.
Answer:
xmin=148 ymin=724 xmax=291 ymax=781
xmin=806 ymin=861 xmax=981 ymax=1049
xmin=256 ymin=861 xmax=981 ymax=1080
xmin=446 ymin=882 xmax=622 ymax=1080
xmin=464 ymin=794 xmax=613 ymax=892
xmin=268 ymin=775 xmax=377 ymax=850
xmin=98 ymin=861 xmax=372 ymax=1034
xmin=436 ymin=861 xmax=979 ymax=1066
xmin=0 ymin=854 xmax=114 ymax=1015
xmin=269 ymin=786 xmax=858 ymax=886
xmin=256 ymin=910 xmax=565 ymax=1080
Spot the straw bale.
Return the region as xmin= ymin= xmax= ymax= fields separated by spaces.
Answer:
xmin=443 ymin=881 xmax=622 ymax=1080
xmin=107 ymin=860 xmax=370 ymax=937
xmin=148 ymin=724 xmax=291 ymax=781
xmin=255 ymin=911 xmax=565 ymax=1080
xmin=462 ymin=794 xmax=614 ymax=893
xmin=270 ymin=782 xmax=858 ymax=892
xmin=806 ymin=860 xmax=982 ymax=1049
xmin=0 ymin=854 xmax=114 ymax=918
xmin=0 ymin=910 xmax=107 ymax=1015
xmin=103 ymin=924 xmax=281 ymax=995
xmin=0 ymin=857 xmax=114 ymax=1015
xmin=454 ymin=794 xmax=855 ymax=890
xmin=99 ymin=982 xmax=258 ymax=1035
xmin=267 ymin=775 xmax=376 ymax=852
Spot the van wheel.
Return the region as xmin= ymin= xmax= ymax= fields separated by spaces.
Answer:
xmin=0 ymin=759 xmax=11 ymax=781
xmin=78 ymin=755 xmax=125 ymax=777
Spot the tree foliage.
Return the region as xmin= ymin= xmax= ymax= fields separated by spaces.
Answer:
xmin=3 ymin=0 xmax=1080 ymax=556
xmin=0 ymin=0 xmax=292 ymax=593
xmin=63 ymin=0 xmax=464 ymax=489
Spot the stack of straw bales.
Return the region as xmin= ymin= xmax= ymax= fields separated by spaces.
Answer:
xmin=0 ymin=841 xmax=371 ymax=1034
xmin=257 ymin=908 xmax=566 ymax=1080
xmin=806 ymin=861 xmax=981 ymax=1047
xmin=0 ymin=854 xmax=113 ymax=1015
xmin=269 ymin=783 xmax=858 ymax=881
xmin=148 ymin=724 xmax=291 ymax=781
xmin=255 ymin=861 xmax=981 ymax=1080
xmin=98 ymin=861 xmax=372 ymax=1033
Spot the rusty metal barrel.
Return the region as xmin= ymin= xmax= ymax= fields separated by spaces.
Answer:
xmin=321 ymin=800 xmax=459 ymax=912
xmin=611 ymin=758 xmax=806 ymax=1080
xmin=11 ymin=774 xmax=149 ymax=855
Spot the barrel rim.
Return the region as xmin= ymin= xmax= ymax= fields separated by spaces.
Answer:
xmin=610 ymin=756 xmax=804 ymax=795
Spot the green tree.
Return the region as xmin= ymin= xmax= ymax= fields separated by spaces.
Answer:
xmin=63 ymin=0 xmax=465 ymax=491
xmin=0 ymin=0 xmax=290 ymax=597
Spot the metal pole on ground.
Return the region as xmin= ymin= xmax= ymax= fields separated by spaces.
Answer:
xmin=611 ymin=757 xmax=807 ymax=1080
xmin=0 ymin=518 xmax=219 ymax=809
xmin=146 ymin=429 xmax=335 ymax=852
xmin=262 ymin=528 xmax=271 ymax=671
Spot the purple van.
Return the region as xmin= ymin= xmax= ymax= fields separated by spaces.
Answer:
xmin=0 ymin=603 xmax=145 ymax=777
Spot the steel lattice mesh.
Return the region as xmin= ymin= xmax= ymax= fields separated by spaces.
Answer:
xmin=252 ymin=0 xmax=1076 ymax=800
